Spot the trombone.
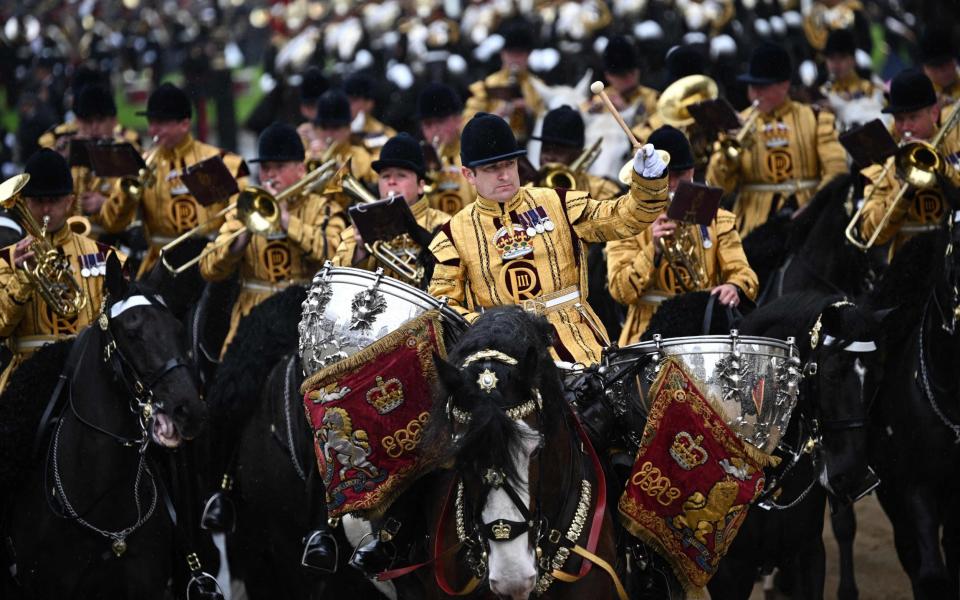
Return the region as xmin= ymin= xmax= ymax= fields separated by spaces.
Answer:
xmin=845 ymin=105 xmax=960 ymax=250
xmin=716 ymin=100 xmax=760 ymax=162
xmin=119 ymin=136 xmax=160 ymax=203
xmin=160 ymin=160 xmax=338 ymax=275
xmin=541 ymin=137 xmax=603 ymax=190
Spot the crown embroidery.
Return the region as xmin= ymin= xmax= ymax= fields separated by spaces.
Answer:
xmin=494 ymin=224 xmax=533 ymax=260
xmin=365 ymin=376 xmax=404 ymax=414
xmin=669 ymin=431 xmax=709 ymax=471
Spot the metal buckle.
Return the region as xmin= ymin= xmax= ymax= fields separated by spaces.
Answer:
xmin=521 ymin=298 xmax=546 ymax=315
xmin=548 ymin=529 xmax=561 ymax=544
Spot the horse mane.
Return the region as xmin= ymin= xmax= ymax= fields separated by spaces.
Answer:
xmin=787 ymin=173 xmax=852 ymax=252
xmin=0 ymin=339 xmax=74 ymax=505
xmin=206 ymin=284 xmax=307 ymax=425
xmin=427 ymin=307 xmax=564 ymax=485
xmin=741 ymin=213 xmax=792 ymax=290
xmin=868 ymin=230 xmax=946 ymax=311
xmin=640 ymin=291 xmax=732 ymax=340
xmin=738 ymin=291 xmax=836 ymax=341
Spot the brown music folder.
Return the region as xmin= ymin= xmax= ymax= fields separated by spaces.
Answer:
xmin=348 ymin=196 xmax=418 ymax=243
xmin=839 ymin=119 xmax=899 ymax=168
xmin=86 ymin=142 xmax=146 ymax=177
xmin=485 ymin=84 xmax=523 ymax=102
xmin=180 ymin=155 xmax=240 ymax=206
xmin=667 ymin=181 xmax=723 ymax=226
xmin=688 ymin=98 xmax=744 ymax=137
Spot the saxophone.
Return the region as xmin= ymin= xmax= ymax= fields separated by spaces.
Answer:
xmin=659 ymin=223 xmax=707 ymax=292
xmin=0 ymin=174 xmax=88 ymax=318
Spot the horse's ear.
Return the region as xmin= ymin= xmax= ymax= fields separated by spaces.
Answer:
xmin=573 ymin=69 xmax=593 ymax=99
xmin=872 ymin=307 xmax=896 ymax=324
xmin=104 ymin=252 xmax=127 ymax=299
xmin=434 ymin=353 xmax=462 ymax=394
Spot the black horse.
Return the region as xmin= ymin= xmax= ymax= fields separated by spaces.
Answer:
xmin=204 ymin=285 xmax=382 ymax=599
xmin=0 ymin=253 xmax=210 ymax=599
xmin=705 ymin=291 xmax=887 ymax=599
xmin=866 ymin=221 xmax=960 ymax=599
xmin=744 ymin=174 xmax=879 ymax=304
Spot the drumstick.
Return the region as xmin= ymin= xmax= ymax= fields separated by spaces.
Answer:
xmin=590 ymin=81 xmax=641 ymax=148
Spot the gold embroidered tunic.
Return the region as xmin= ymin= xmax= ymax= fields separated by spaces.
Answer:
xmin=427 ymin=171 xmax=668 ymax=365
xmin=606 ymin=208 xmax=758 ymax=345
xmin=332 ymin=197 xmax=451 ymax=281
xmin=199 ymin=191 xmax=346 ymax=350
xmin=935 ymin=75 xmax=960 ymax=108
xmin=859 ymin=106 xmax=960 ymax=258
xmin=706 ymin=100 xmax=847 ymax=236
xmin=0 ymin=227 xmax=123 ymax=391
xmin=98 ymin=134 xmax=248 ymax=277
xmin=464 ymin=69 xmax=545 ymax=142
xmin=354 ymin=113 xmax=397 ymax=159
xmin=587 ymin=84 xmax=659 ymax=129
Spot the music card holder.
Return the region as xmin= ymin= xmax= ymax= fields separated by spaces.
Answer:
xmin=86 ymin=142 xmax=146 ymax=177
xmin=349 ymin=196 xmax=417 ymax=243
xmin=180 ymin=155 xmax=240 ymax=206
xmin=666 ymin=181 xmax=723 ymax=226
xmin=839 ymin=119 xmax=899 ymax=168
xmin=688 ymin=98 xmax=744 ymax=137
xmin=67 ymin=139 xmax=94 ymax=169
xmin=485 ymin=83 xmax=523 ymax=102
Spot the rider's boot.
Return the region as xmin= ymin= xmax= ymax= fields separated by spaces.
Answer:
xmin=200 ymin=472 xmax=237 ymax=533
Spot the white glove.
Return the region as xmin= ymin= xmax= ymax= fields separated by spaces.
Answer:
xmin=633 ymin=144 xmax=667 ymax=178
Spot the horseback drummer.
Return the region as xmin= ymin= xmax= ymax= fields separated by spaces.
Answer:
xmin=606 ymin=125 xmax=758 ymax=346
xmin=0 ymin=149 xmax=123 ymax=392
xmin=706 ymin=42 xmax=847 ymax=236
xmin=427 ymin=111 xmax=670 ymax=366
xmin=855 ymin=68 xmax=960 ymax=259
xmin=331 ymin=132 xmax=450 ymax=287
xmin=199 ymin=122 xmax=347 ymax=351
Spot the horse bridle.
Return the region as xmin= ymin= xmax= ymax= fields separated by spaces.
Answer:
xmin=98 ymin=294 xmax=192 ymax=443
xmin=759 ymin=301 xmax=879 ymax=509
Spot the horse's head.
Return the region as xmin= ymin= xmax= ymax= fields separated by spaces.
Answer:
xmin=431 ymin=307 xmax=561 ymax=599
xmin=806 ymin=300 xmax=888 ymax=502
xmin=101 ymin=252 xmax=205 ymax=448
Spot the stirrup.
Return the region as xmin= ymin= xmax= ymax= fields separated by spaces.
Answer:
xmin=186 ymin=571 xmax=224 ymax=600
xmin=301 ymin=529 xmax=339 ymax=574
xmin=200 ymin=475 xmax=236 ymax=533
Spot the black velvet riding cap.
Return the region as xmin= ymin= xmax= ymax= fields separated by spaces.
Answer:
xmin=648 ymin=125 xmax=695 ymax=172
xmin=882 ymin=68 xmax=937 ymax=114
xmin=372 ymin=133 xmax=427 ymax=179
xmin=737 ymin=42 xmax=792 ymax=85
xmin=460 ymin=113 xmax=527 ymax=168
xmin=137 ymin=82 xmax=192 ymax=120
xmin=250 ymin=122 xmax=305 ymax=163
xmin=22 ymin=148 xmax=73 ymax=197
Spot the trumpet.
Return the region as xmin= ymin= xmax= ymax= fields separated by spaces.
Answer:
xmin=717 ymin=101 xmax=760 ymax=163
xmin=119 ymin=136 xmax=160 ymax=203
xmin=659 ymin=223 xmax=707 ymax=292
xmin=845 ymin=105 xmax=960 ymax=250
xmin=160 ymin=161 xmax=338 ymax=275
xmin=541 ymin=138 xmax=603 ymax=190
xmin=0 ymin=174 xmax=88 ymax=318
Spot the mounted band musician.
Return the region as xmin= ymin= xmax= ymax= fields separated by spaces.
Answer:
xmin=856 ymin=69 xmax=960 ymax=259
xmin=0 ymin=150 xmax=123 ymax=393
xmin=606 ymin=125 xmax=758 ymax=346
xmin=427 ymin=111 xmax=671 ymax=366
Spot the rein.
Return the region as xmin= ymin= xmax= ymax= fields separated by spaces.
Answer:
xmin=917 ymin=295 xmax=960 ymax=443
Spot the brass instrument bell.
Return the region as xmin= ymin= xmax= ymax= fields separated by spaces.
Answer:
xmin=657 ymin=75 xmax=719 ymax=128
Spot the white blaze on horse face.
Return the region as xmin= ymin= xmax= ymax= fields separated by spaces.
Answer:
xmin=484 ymin=420 xmax=540 ymax=600
xmin=854 ymin=358 xmax=867 ymax=403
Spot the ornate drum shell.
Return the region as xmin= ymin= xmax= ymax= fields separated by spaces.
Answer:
xmin=616 ymin=332 xmax=801 ymax=454
xmin=298 ymin=264 xmax=467 ymax=376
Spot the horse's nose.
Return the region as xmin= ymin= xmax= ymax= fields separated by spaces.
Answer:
xmin=489 ymin=575 xmax=536 ymax=599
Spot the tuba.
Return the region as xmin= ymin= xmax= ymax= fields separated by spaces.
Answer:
xmin=541 ymin=138 xmax=603 ymax=190
xmin=845 ymin=105 xmax=960 ymax=250
xmin=0 ymin=174 xmax=88 ymax=318
xmin=119 ymin=136 xmax=160 ymax=203
xmin=659 ymin=223 xmax=707 ymax=292
xmin=159 ymin=161 xmax=339 ymax=274
xmin=657 ymin=75 xmax=719 ymax=128
xmin=717 ymin=100 xmax=761 ymax=163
